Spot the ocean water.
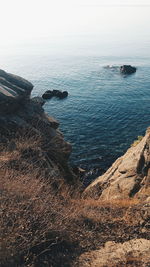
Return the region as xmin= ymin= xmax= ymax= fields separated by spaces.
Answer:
xmin=1 ymin=54 xmax=150 ymax=175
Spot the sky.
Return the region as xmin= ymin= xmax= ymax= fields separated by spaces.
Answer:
xmin=0 ymin=0 xmax=150 ymax=56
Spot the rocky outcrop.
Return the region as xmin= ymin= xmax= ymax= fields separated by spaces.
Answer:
xmin=78 ymin=239 xmax=150 ymax=267
xmin=0 ymin=69 xmax=75 ymax=183
xmin=42 ymin=89 xmax=68 ymax=100
xmin=0 ymin=69 xmax=33 ymax=114
xmin=83 ymin=128 xmax=150 ymax=200
xmin=120 ymin=65 xmax=136 ymax=75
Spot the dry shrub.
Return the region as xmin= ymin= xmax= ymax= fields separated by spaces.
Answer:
xmin=0 ymin=134 xmax=77 ymax=266
xmin=0 ymin=136 xmax=149 ymax=267
xmin=0 ymin=167 xmax=78 ymax=266
xmin=1 ymin=166 xmax=148 ymax=266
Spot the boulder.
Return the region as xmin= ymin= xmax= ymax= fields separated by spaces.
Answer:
xmin=42 ymin=89 xmax=68 ymax=100
xmin=120 ymin=65 xmax=136 ymax=74
xmin=83 ymin=128 xmax=150 ymax=200
xmin=78 ymin=239 xmax=150 ymax=267
xmin=61 ymin=91 xmax=68 ymax=98
xmin=52 ymin=89 xmax=62 ymax=97
xmin=42 ymin=91 xmax=53 ymax=99
xmin=0 ymin=69 xmax=33 ymax=114
xmin=0 ymin=69 xmax=33 ymax=93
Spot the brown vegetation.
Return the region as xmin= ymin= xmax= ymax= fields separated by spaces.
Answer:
xmin=0 ymin=137 xmax=150 ymax=266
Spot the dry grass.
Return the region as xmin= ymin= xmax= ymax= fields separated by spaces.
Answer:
xmin=0 ymin=135 xmax=77 ymax=266
xmin=74 ymin=198 xmax=140 ymax=208
xmin=0 ymin=136 xmax=149 ymax=266
xmin=1 ymin=168 xmax=77 ymax=266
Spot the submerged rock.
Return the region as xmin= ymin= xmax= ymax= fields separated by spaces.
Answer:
xmin=120 ymin=65 xmax=136 ymax=74
xmin=83 ymin=128 xmax=150 ymax=200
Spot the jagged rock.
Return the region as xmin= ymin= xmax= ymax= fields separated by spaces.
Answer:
xmin=120 ymin=65 xmax=136 ymax=74
xmin=78 ymin=239 xmax=150 ymax=267
xmin=83 ymin=128 xmax=150 ymax=200
xmin=0 ymin=69 xmax=33 ymax=114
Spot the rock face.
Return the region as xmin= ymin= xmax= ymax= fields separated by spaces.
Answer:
xmin=0 ymin=69 xmax=75 ymax=183
xmin=120 ymin=65 xmax=136 ymax=74
xmin=78 ymin=239 xmax=150 ymax=267
xmin=83 ymin=129 xmax=150 ymax=200
xmin=0 ymin=69 xmax=33 ymax=114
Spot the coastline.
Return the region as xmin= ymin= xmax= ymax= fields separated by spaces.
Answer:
xmin=0 ymin=69 xmax=150 ymax=266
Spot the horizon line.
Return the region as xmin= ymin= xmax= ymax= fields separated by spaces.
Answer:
xmin=79 ymin=4 xmax=150 ymax=7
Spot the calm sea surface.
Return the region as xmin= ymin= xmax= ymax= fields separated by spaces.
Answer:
xmin=1 ymin=54 xmax=150 ymax=175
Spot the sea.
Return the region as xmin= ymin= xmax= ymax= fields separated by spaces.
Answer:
xmin=1 ymin=53 xmax=150 ymax=179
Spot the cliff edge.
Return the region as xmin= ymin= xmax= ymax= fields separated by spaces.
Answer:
xmin=1 ymin=69 xmax=150 ymax=267
xmin=0 ymin=69 xmax=75 ymax=184
xmin=83 ymin=128 xmax=150 ymax=201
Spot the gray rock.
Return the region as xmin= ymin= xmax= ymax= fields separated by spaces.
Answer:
xmin=83 ymin=128 xmax=150 ymax=200
xmin=0 ymin=69 xmax=33 ymax=92
xmin=0 ymin=94 xmax=74 ymax=182
xmin=0 ymin=69 xmax=33 ymax=114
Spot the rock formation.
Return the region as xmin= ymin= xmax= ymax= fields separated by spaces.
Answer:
xmin=78 ymin=238 xmax=150 ymax=267
xmin=1 ymin=68 xmax=149 ymax=267
xmin=42 ymin=89 xmax=68 ymax=100
xmin=120 ymin=65 xmax=136 ymax=75
xmin=0 ymin=69 xmax=75 ymax=184
xmin=83 ymin=128 xmax=150 ymax=200
xmin=0 ymin=69 xmax=33 ymax=113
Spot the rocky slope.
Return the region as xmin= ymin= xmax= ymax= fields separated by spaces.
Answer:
xmin=1 ymin=69 xmax=150 ymax=267
xmin=0 ymin=69 xmax=76 ymax=184
xmin=78 ymin=238 xmax=150 ymax=267
xmin=83 ymin=128 xmax=150 ymax=201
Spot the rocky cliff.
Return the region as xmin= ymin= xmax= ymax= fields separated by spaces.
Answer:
xmin=0 ymin=69 xmax=76 ymax=184
xmin=1 ymin=69 xmax=150 ymax=267
xmin=83 ymin=128 xmax=150 ymax=201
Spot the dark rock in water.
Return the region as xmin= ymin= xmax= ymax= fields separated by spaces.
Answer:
xmin=42 ymin=89 xmax=68 ymax=100
xmin=53 ymin=90 xmax=61 ymax=97
xmin=120 ymin=65 xmax=136 ymax=75
xmin=46 ymin=90 xmax=53 ymax=93
xmin=42 ymin=91 xmax=53 ymax=99
xmin=0 ymin=69 xmax=33 ymax=114
xmin=61 ymin=91 xmax=68 ymax=98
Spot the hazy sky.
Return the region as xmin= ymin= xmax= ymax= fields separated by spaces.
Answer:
xmin=0 ymin=0 xmax=150 ymax=55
